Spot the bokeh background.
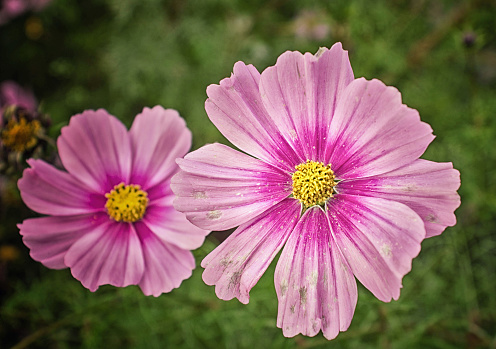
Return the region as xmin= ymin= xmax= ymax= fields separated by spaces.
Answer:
xmin=1 ymin=0 xmax=495 ymax=348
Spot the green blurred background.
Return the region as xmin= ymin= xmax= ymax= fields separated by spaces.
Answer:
xmin=1 ymin=0 xmax=495 ymax=348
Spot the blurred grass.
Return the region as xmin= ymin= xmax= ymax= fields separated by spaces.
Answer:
xmin=1 ymin=0 xmax=496 ymax=347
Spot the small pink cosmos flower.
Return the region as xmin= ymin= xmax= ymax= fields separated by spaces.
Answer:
xmin=0 ymin=80 xmax=37 ymax=112
xmin=171 ymin=43 xmax=461 ymax=339
xmin=0 ymin=0 xmax=52 ymax=24
xmin=17 ymin=106 xmax=209 ymax=296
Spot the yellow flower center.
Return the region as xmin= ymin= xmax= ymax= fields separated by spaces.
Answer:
xmin=292 ymin=160 xmax=336 ymax=207
xmin=105 ymin=183 xmax=149 ymax=223
xmin=1 ymin=117 xmax=41 ymax=152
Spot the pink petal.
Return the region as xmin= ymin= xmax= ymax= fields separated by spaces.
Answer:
xmin=18 ymin=213 xmax=108 ymax=269
xmin=327 ymin=78 xmax=435 ymax=178
xmin=205 ymin=61 xmax=301 ymax=172
xmin=65 ymin=222 xmax=145 ymax=292
xmin=275 ymin=207 xmax=357 ymax=340
xmin=327 ymin=195 xmax=425 ymax=302
xmin=146 ymin=178 xmax=174 ymax=205
xmin=0 ymin=80 xmax=37 ymax=111
xmin=338 ymin=159 xmax=461 ymax=238
xmin=18 ymin=159 xmax=104 ymax=216
xmin=57 ymin=110 xmax=132 ymax=193
xmin=135 ymin=222 xmax=196 ymax=296
xmin=172 ymin=143 xmax=291 ymax=230
xmin=2 ymin=0 xmax=27 ymax=16
xmin=201 ymin=198 xmax=300 ymax=304
xmin=143 ymin=204 xmax=209 ymax=250
xmin=130 ymin=106 xmax=191 ymax=189
xmin=259 ymin=42 xmax=354 ymax=162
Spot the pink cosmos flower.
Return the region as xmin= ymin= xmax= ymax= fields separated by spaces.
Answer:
xmin=0 ymin=0 xmax=52 ymax=24
xmin=17 ymin=106 xmax=209 ymax=296
xmin=0 ymin=81 xmax=37 ymax=112
xmin=0 ymin=0 xmax=27 ymax=24
xmin=293 ymin=10 xmax=331 ymax=41
xmin=171 ymin=43 xmax=461 ymax=339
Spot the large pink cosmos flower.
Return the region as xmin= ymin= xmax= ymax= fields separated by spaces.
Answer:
xmin=171 ymin=43 xmax=461 ymax=339
xmin=17 ymin=106 xmax=209 ymax=296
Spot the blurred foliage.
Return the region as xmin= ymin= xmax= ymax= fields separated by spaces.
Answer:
xmin=1 ymin=0 xmax=496 ymax=348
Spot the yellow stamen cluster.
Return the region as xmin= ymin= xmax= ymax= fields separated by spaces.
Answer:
xmin=1 ymin=117 xmax=41 ymax=152
xmin=105 ymin=183 xmax=149 ymax=223
xmin=292 ymin=160 xmax=336 ymax=207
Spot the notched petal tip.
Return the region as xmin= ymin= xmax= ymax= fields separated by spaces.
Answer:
xmin=138 ymin=105 xmax=185 ymax=124
xmin=311 ymin=42 xmax=347 ymax=61
xmin=62 ymin=109 xmax=114 ymax=131
xmin=315 ymin=47 xmax=328 ymax=58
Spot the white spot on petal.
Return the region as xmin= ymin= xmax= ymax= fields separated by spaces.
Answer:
xmin=280 ymin=279 xmax=288 ymax=297
xmin=308 ymin=271 xmax=318 ymax=286
xmin=193 ymin=190 xmax=207 ymax=199
xmin=425 ymin=214 xmax=439 ymax=223
xmin=289 ymin=129 xmax=297 ymax=140
xmin=299 ymin=286 xmax=307 ymax=305
xmin=381 ymin=243 xmax=392 ymax=258
xmin=207 ymin=210 xmax=222 ymax=220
